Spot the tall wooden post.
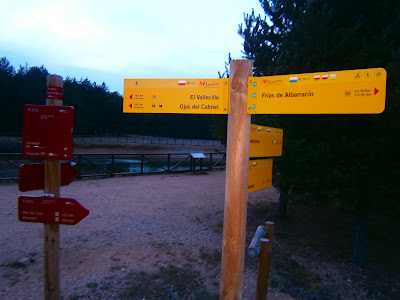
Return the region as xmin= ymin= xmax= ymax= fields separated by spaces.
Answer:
xmin=44 ymin=75 xmax=63 ymax=300
xmin=220 ymin=59 xmax=253 ymax=299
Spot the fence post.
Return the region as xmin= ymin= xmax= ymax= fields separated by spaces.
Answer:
xmin=111 ymin=154 xmax=115 ymax=176
xmin=140 ymin=155 xmax=144 ymax=174
xmin=265 ymin=221 xmax=274 ymax=299
xmin=77 ymin=155 xmax=82 ymax=178
xmin=209 ymin=153 xmax=213 ymax=170
xmin=167 ymin=154 xmax=171 ymax=172
xmin=256 ymin=238 xmax=270 ymax=300
xmin=220 ymin=59 xmax=253 ymax=299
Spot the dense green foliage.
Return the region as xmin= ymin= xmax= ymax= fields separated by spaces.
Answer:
xmin=239 ymin=0 xmax=400 ymax=212
xmin=0 ymin=58 xmax=216 ymax=139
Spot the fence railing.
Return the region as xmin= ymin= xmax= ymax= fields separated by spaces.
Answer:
xmin=0 ymin=152 xmax=226 ymax=181
xmin=0 ymin=133 xmax=224 ymax=147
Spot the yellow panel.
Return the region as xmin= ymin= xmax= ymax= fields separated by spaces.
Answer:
xmin=248 ymin=159 xmax=273 ymax=193
xmin=248 ymin=68 xmax=386 ymax=114
xmin=250 ymin=124 xmax=283 ymax=158
xmin=124 ymin=78 xmax=230 ymax=114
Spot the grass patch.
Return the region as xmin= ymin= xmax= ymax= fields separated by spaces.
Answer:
xmin=86 ymin=282 xmax=98 ymax=289
xmin=119 ymin=265 xmax=218 ymax=299
xmin=210 ymin=222 xmax=223 ymax=234
xmin=199 ymin=247 xmax=221 ymax=267
xmin=3 ymin=262 xmax=27 ymax=269
xmin=271 ymin=256 xmax=331 ymax=299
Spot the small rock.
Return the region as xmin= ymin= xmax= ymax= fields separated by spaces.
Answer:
xmin=17 ymin=258 xmax=29 ymax=264
xmin=86 ymin=282 xmax=98 ymax=289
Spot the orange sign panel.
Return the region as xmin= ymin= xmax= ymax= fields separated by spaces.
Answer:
xmin=248 ymin=68 xmax=386 ymax=114
xmin=250 ymin=124 xmax=283 ymax=158
xmin=248 ymin=159 xmax=273 ymax=193
xmin=123 ymin=78 xmax=230 ymax=114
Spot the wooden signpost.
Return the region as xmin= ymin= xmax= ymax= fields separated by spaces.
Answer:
xmin=44 ymin=75 xmax=63 ymax=300
xmin=123 ymin=61 xmax=387 ymax=299
xmin=220 ymin=60 xmax=253 ymax=299
xmin=18 ymin=75 xmax=88 ymax=300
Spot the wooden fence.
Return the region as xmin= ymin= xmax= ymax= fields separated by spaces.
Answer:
xmin=0 ymin=133 xmax=223 ymax=147
xmin=0 ymin=152 xmax=226 ymax=181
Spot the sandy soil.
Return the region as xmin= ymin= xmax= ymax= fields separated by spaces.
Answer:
xmin=0 ymin=169 xmax=292 ymax=299
xmin=1 ymin=141 xmax=399 ymax=299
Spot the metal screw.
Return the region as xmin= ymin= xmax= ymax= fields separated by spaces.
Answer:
xmin=253 ymin=82 xmax=257 ymax=86
xmin=225 ymin=81 xmax=227 ymax=84
xmin=252 ymin=104 xmax=256 ymax=109
xmin=252 ymin=93 xmax=256 ymax=98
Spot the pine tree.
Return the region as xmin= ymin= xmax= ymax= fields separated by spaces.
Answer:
xmin=239 ymin=0 xmax=400 ymax=265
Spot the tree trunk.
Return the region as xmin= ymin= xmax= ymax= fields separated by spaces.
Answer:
xmin=352 ymin=199 xmax=369 ymax=266
xmin=277 ymin=185 xmax=289 ymax=218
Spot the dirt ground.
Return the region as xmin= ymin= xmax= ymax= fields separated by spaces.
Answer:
xmin=1 ymin=170 xmax=287 ymax=300
xmin=0 ymin=142 xmax=399 ymax=299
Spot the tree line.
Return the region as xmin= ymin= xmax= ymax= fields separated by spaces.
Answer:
xmin=0 ymin=59 xmax=217 ymax=140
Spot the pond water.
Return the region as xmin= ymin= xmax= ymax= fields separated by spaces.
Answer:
xmin=0 ymin=153 xmax=226 ymax=179
xmin=75 ymin=155 xmax=225 ymax=175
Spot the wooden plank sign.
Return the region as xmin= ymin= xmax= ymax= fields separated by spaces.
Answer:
xmin=123 ymin=78 xmax=230 ymax=114
xmin=247 ymin=68 xmax=387 ymax=114
xmin=248 ymin=159 xmax=273 ymax=193
xmin=250 ymin=124 xmax=283 ymax=158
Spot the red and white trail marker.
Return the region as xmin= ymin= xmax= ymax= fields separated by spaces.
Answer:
xmin=19 ymin=162 xmax=78 ymax=192
xmin=18 ymin=196 xmax=89 ymax=225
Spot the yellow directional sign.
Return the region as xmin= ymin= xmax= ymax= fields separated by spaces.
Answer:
xmin=248 ymin=159 xmax=273 ymax=193
xmin=247 ymin=68 xmax=386 ymax=114
xmin=124 ymin=78 xmax=230 ymax=114
xmin=250 ymin=124 xmax=283 ymax=158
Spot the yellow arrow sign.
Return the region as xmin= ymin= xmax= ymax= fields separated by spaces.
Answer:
xmin=124 ymin=78 xmax=230 ymax=114
xmin=247 ymin=68 xmax=386 ymax=114
xmin=248 ymin=159 xmax=273 ymax=193
xmin=250 ymin=125 xmax=283 ymax=158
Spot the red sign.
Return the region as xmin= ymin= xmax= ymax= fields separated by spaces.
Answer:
xmin=46 ymin=86 xmax=63 ymax=101
xmin=18 ymin=196 xmax=89 ymax=225
xmin=19 ymin=162 xmax=79 ymax=192
xmin=22 ymin=105 xmax=74 ymax=160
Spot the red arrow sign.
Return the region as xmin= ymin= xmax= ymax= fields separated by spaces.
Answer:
xmin=19 ymin=162 xmax=78 ymax=192
xmin=374 ymin=88 xmax=379 ymax=95
xmin=18 ymin=196 xmax=89 ymax=225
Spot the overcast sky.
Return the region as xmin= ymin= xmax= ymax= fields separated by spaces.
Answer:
xmin=1 ymin=0 xmax=264 ymax=94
